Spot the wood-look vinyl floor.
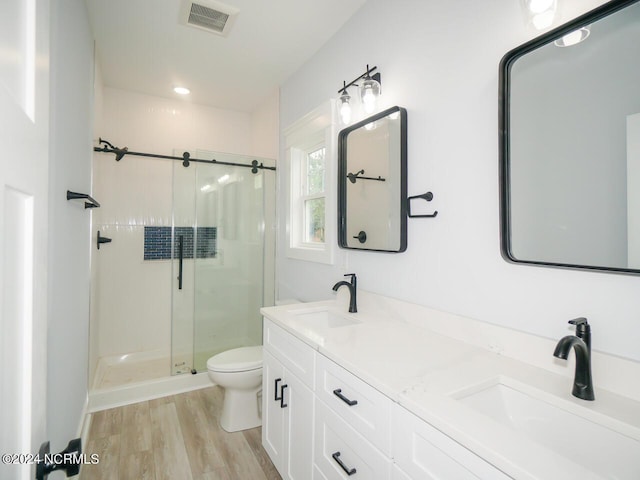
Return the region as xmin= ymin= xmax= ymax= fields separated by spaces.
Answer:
xmin=82 ymin=386 xmax=281 ymax=480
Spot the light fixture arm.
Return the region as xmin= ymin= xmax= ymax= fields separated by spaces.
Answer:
xmin=337 ymin=65 xmax=381 ymax=95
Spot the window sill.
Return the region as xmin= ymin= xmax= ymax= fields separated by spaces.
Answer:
xmin=285 ymin=244 xmax=334 ymax=264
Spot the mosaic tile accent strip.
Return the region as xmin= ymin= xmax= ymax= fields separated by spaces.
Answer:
xmin=173 ymin=226 xmax=194 ymax=260
xmin=144 ymin=226 xmax=172 ymax=260
xmin=195 ymin=227 xmax=217 ymax=259
xmin=144 ymin=226 xmax=217 ymax=260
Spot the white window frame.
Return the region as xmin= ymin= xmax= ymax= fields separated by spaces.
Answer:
xmin=284 ymin=101 xmax=337 ymax=264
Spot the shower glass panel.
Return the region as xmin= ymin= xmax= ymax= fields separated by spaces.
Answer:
xmin=171 ymin=151 xmax=267 ymax=375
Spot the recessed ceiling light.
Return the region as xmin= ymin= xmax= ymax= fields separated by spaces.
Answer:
xmin=174 ymin=86 xmax=190 ymax=95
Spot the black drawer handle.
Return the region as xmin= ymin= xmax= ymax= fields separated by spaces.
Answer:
xmin=333 ymin=388 xmax=358 ymax=406
xmin=275 ymin=378 xmax=283 ymax=401
xmin=332 ymin=451 xmax=356 ymax=476
xmin=280 ymin=384 xmax=288 ymax=408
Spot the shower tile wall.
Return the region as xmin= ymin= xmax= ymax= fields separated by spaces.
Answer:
xmin=92 ymin=155 xmax=173 ymax=359
xmin=90 ymin=87 xmax=264 ymax=374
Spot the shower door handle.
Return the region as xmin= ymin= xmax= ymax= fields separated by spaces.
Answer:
xmin=177 ymin=235 xmax=184 ymax=290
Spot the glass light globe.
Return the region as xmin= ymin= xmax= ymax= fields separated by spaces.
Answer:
xmin=338 ymin=92 xmax=351 ymax=124
xmin=360 ymin=77 xmax=381 ymax=114
xmin=532 ymin=10 xmax=555 ymax=29
xmin=526 ymin=0 xmax=554 ymax=14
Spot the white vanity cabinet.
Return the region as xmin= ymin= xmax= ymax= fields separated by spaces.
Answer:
xmin=392 ymin=405 xmax=512 ymax=480
xmin=313 ymin=354 xmax=393 ymax=479
xmin=262 ymin=316 xmax=512 ymax=480
xmin=315 ymin=354 xmax=392 ymax=455
xmin=314 ymin=399 xmax=392 ymax=479
xmin=262 ymin=319 xmax=315 ymax=480
xmin=392 ymin=465 xmax=414 ymax=480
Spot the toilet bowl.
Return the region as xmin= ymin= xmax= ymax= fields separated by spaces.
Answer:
xmin=207 ymin=345 xmax=263 ymax=432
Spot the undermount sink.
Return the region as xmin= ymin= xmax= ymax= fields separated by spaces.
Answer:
xmin=455 ymin=377 xmax=640 ymax=479
xmin=290 ymin=309 xmax=361 ymax=330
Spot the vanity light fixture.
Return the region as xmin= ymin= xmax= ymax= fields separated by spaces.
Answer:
xmin=554 ymin=26 xmax=590 ymax=47
xmin=522 ymin=0 xmax=557 ymax=30
xmin=337 ymin=65 xmax=382 ymax=125
xmin=338 ymin=82 xmax=352 ymax=125
xmin=173 ymin=86 xmax=191 ymax=95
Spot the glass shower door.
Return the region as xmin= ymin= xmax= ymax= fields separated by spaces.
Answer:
xmin=171 ymin=152 xmax=266 ymax=374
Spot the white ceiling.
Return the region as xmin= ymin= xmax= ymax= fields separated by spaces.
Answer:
xmin=85 ymin=0 xmax=367 ymax=112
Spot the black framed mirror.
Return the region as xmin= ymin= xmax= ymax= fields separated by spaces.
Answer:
xmin=338 ymin=106 xmax=407 ymax=252
xmin=500 ymin=0 xmax=640 ymax=274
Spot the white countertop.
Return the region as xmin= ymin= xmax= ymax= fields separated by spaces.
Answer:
xmin=261 ymin=291 xmax=640 ymax=480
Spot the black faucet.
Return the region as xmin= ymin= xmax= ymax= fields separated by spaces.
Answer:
xmin=553 ymin=318 xmax=595 ymax=401
xmin=332 ymin=274 xmax=357 ymax=313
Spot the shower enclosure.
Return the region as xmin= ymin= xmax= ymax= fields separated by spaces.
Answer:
xmin=89 ymin=146 xmax=274 ymax=397
xmin=171 ymin=151 xmax=268 ymax=374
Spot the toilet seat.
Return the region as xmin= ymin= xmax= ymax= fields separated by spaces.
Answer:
xmin=207 ymin=346 xmax=262 ymax=373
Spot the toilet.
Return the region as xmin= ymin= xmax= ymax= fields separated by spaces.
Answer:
xmin=206 ymin=345 xmax=263 ymax=432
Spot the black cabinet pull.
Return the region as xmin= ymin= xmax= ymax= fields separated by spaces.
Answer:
xmin=333 ymin=388 xmax=358 ymax=406
xmin=274 ymin=378 xmax=283 ymax=401
xmin=280 ymin=384 xmax=288 ymax=408
xmin=332 ymin=451 xmax=356 ymax=476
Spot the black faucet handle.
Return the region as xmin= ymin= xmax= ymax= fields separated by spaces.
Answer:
xmin=344 ymin=273 xmax=357 ymax=284
xmin=569 ymin=317 xmax=589 ymax=332
xmin=569 ymin=317 xmax=588 ymax=326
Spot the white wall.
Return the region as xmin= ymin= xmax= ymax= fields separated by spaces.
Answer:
xmin=91 ymin=88 xmax=278 ymax=372
xmin=48 ymin=0 xmax=94 ymax=450
xmin=251 ymin=89 xmax=280 ymax=159
xmin=277 ymin=0 xmax=640 ymax=363
xmin=251 ymin=90 xmax=279 ymax=308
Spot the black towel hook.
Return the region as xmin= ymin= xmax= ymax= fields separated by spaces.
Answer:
xmin=67 ymin=190 xmax=100 ymax=209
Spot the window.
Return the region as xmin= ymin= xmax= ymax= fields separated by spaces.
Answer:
xmin=302 ymin=146 xmax=326 ymax=244
xmin=285 ymin=102 xmax=336 ymax=264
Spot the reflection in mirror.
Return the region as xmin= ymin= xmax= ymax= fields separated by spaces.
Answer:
xmin=338 ymin=106 xmax=407 ymax=252
xmin=500 ymin=0 xmax=640 ymax=274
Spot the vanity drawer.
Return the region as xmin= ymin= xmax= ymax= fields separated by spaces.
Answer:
xmin=314 ymin=399 xmax=392 ymax=480
xmin=315 ymin=353 xmax=392 ymax=455
xmin=392 ymin=465 xmax=413 ymax=480
xmin=392 ymin=406 xmax=511 ymax=480
xmin=263 ymin=319 xmax=315 ymax=389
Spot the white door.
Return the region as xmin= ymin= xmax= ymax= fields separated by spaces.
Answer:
xmin=0 ymin=0 xmax=50 ymax=479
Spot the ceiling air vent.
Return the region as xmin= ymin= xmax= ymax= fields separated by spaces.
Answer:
xmin=180 ymin=0 xmax=239 ymax=37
